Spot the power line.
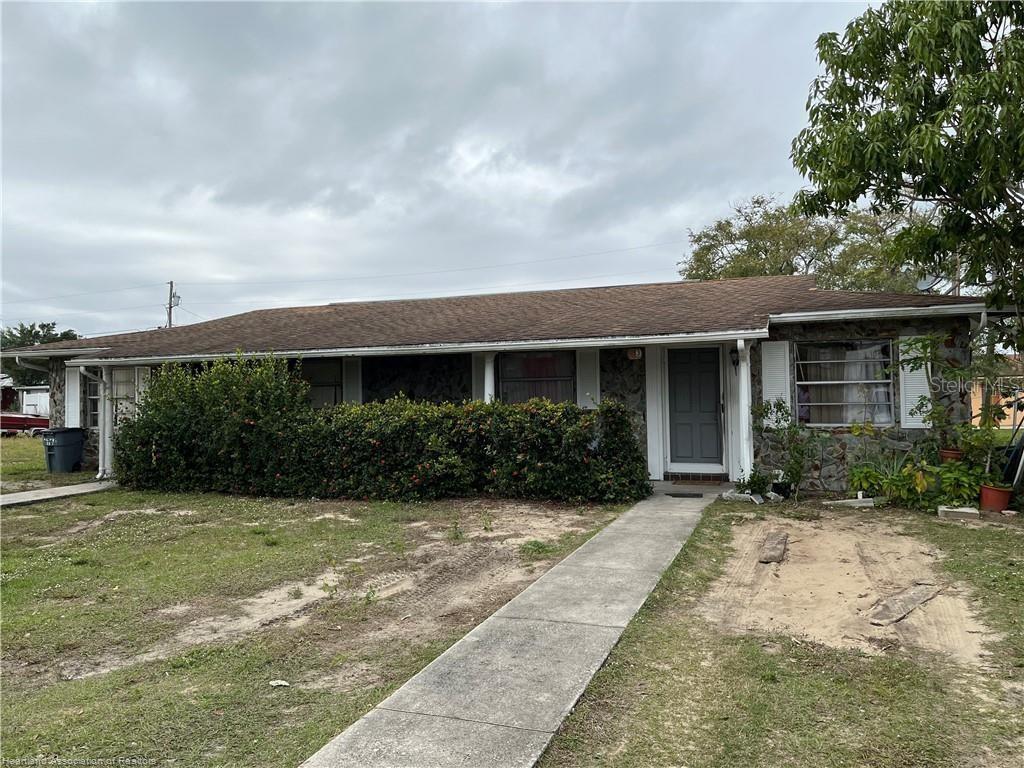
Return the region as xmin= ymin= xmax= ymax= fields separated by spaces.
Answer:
xmin=177 ymin=238 xmax=688 ymax=288
xmin=2 ymin=282 xmax=165 ymax=306
xmin=176 ymin=305 xmax=209 ymax=322
xmin=3 ymin=237 xmax=687 ymax=307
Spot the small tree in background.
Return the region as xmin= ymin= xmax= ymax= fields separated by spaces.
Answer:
xmin=678 ymin=195 xmax=921 ymax=293
xmin=792 ymin=1 xmax=1024 ymax=348
xmin=0 ymin=322 xmax=79 ymax=385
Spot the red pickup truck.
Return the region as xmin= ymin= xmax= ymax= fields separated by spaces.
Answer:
xmin=0 ymin=412 xmax=50 ymax=437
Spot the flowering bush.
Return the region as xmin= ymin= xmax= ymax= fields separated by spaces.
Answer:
xmin=114 ymin=357 xmax=651 ymax=503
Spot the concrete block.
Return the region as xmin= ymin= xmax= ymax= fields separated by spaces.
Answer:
xmin=937 ymin=505 xmax=981 ymax=521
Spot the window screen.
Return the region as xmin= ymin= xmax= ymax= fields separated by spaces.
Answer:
xmin=498 ymin=351 xmax=576 ymax=404
xmin=795 ymin=340 xmax=894 ymax=425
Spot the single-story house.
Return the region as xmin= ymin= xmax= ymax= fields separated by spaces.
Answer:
xmin=8 ymin=275 xmax=994 ymax=489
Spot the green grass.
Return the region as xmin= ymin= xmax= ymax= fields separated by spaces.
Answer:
xmin=1 ymin=490 xmax=616 ymax=764
xmin=1 ymin=436 xmax=95 ymax=489
xmin=541 ymin=501 xmax=1024 ymax=768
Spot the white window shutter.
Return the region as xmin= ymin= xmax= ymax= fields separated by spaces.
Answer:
xmin=760 ymin=341 xmax=792 ymax=421
xmin=899 ymin=336 xmax=930 ymax=428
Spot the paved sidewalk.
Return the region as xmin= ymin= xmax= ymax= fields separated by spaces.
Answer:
xmin=0 ymin=481 xmax=116 ymax=508
xmin=301 ymin=490 xmax=712 ymax=768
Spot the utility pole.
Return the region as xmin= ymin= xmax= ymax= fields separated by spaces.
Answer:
xmin=166 ymin=281 xmax=180 ymax=328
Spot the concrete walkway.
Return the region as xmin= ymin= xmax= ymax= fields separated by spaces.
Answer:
xmin=301 ymin=488 xmax=713 ymax=768
xmin=0 ymin=481 xmax=116 ymax=508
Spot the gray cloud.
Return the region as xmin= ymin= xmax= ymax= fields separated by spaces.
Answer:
xmin=2 ymin=2 xmax=863 ymax=336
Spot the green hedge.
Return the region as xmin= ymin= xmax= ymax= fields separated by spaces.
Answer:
xmin=114 ymin=357 xmax=651 ymax=503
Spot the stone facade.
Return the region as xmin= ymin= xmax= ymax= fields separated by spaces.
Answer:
xmin=752 ymin=317 xmax=972 ymax=492
xmin=599 ymin=348 xmax=647 ymax=457
xmin=362 ymin=354 xmax=473 ymax=403
xmin=48 ymin=359 xmax=65 ymax=428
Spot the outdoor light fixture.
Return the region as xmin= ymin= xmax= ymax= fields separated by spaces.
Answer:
xmin=626 ymin=348 xmax=643 ymax=361
xmin=729 ymin=348 xmax=740 ymax=370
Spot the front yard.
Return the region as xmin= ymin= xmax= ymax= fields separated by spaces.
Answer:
xmin=0 ymin=490 xmax=617 ymax=765
xmin=3 ymin=484 xmax=1022 ymax=767
xmin=542 ymin=500 xmax=1024 ymax=768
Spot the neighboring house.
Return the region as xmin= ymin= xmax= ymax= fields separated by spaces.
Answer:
xmin=972 ymin=355 xmax=1024 ymax=432
xmin=6 ymin=276 xmax=996 ymax=489
xmin=0 ymin=374 xmax=16 ymax=412
xmin=16 ymin=385 xmax=50 ymax=416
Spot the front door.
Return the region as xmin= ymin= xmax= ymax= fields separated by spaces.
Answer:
xmin=668 ymin=348 xmax=722 ymax=464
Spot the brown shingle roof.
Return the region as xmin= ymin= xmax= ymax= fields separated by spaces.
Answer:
xmin=9 ymin=276 xmax=984 ymax=361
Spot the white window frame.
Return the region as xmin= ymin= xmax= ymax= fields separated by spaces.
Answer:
xmin=795 ymin=339 xmax=895 ymax=427
xmin=84 ymin=369 xmax=101 ymax=430
xmin=497 ymin=351 xmax=577 ymax=404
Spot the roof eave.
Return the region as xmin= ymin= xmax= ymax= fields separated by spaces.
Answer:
xmin=65 ymin=327 xmax=771 ymax=366
xmin=768 ymin=304 xmax=990 ymax=324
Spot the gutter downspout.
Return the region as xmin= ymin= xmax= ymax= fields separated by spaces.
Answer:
xmin=14 ymin=356 xmax=50 ymax=375
xmin=736 ymin=339 xmax=754 ymax=479
xmin=99 ymin=366 xmax=114 ymax=480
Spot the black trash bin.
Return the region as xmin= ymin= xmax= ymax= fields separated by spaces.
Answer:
xmin=42 ymin=428 xmax=86 ymax=473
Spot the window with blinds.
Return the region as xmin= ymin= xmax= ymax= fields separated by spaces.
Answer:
xmin=795 ymin=340 xmax=894 ymax=426
xmin=497 ymin=351 xmax=576 ymax=404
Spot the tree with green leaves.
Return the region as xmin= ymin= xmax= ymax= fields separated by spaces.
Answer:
xmin=792 ymin=1 xmax=1024 ymax=347
xmin=678 ymin=195 xmax=920 ymax=292
xmin=0 ymin=322 xmax=79 ymax=385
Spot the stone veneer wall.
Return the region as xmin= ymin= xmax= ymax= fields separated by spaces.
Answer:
xmin=599 ymin=348 xmax=647 ymax=458
xmin=48 ymin=359 xmax=65 ymax=428
xmin=362 ymin=354 xmax=473 ymax=403
xmin=751 ymin=317 xmax=972 ymax=492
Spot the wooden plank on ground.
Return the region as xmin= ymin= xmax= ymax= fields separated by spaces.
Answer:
xmin=758 ymin=530 xmax=788 ymax=563
xmin=868 ymin=582 xmax=942 ymax=626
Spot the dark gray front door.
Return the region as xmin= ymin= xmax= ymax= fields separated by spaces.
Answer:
xmin=668 ymin=348 xmax=722 ymax=464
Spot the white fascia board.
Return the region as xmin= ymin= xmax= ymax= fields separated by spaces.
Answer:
xmin=67 ymin=327 xmax=771 ymax=366
xmin=768 ymin=304 xmax=988 ymax=324
xmin=7 ymin=347 xmax=108 ymax=359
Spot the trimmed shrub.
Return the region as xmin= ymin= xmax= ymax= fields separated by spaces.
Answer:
xmin=114 ymin=357 xmax=651 ymax=503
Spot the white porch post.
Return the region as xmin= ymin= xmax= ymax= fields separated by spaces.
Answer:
xmin=98 ymin=366 xmax=115 ymax=479
xmin=736 ymin=339 xmax=754 ymax=478
xmin=483 ymin=353 xmax=496 ymax=403
xmin=644 ymin=345 xmax=665 ymax=481
xmin=65 ymin=365 xmax=81 ymax=428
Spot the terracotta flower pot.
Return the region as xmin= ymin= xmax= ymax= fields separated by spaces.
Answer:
xmin=939 ymin=448 xmax=964 ymax=463
xmin=979 ymin=484 xmax=1012 ymax=513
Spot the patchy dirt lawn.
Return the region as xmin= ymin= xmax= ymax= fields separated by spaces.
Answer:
xmin=1 ymin=489 xmax=620 ymax=765
xmin=543 ymin=501 xmax=1024 ymax=768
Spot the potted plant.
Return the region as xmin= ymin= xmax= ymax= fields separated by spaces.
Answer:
xmin=980 ymin=478 xmax=1013 ymax=513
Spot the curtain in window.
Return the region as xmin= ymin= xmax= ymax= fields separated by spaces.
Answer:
xmin=796 ymin=341 xmax=893 ymax=425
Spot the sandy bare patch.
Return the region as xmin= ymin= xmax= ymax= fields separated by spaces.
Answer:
xmin=36 ymin=508 xmax=197 ymax=546
xmin=310 ymin=512 xmax=357 ymax=523
xmin=698 ymin=514 xmax=996 ymax=666
xmin=458 ymin=499 xmax=596 ymax=545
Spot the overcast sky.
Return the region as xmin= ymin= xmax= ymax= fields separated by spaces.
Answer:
xmin=2 ymin=1 xmax=865 ymax=338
